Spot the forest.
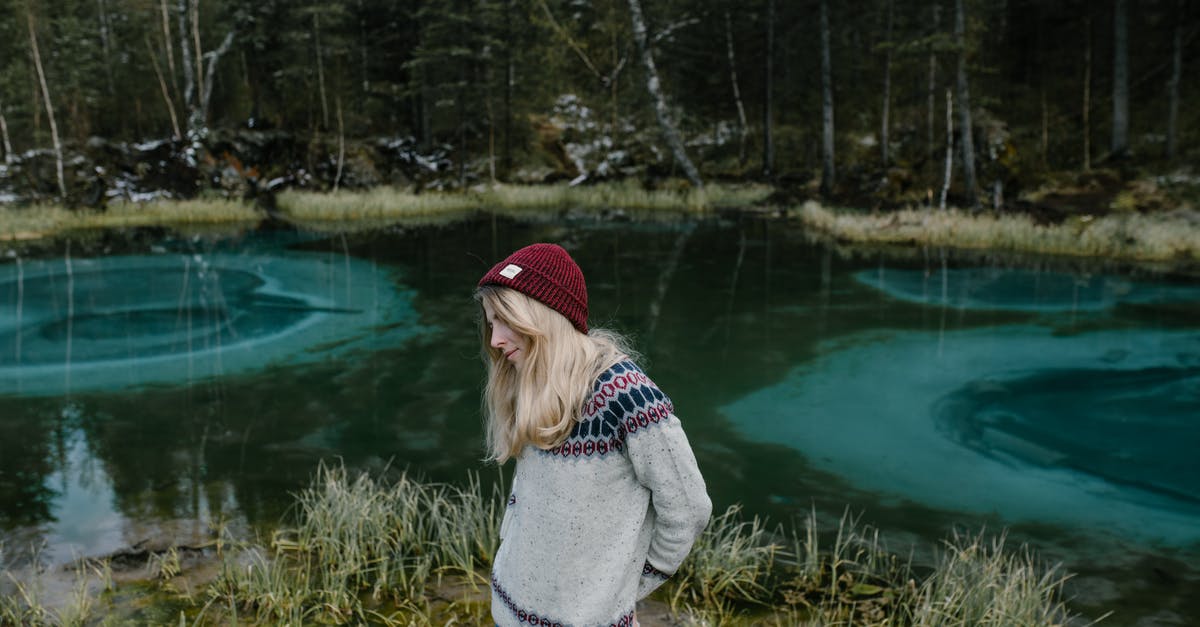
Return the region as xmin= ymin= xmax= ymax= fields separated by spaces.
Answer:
xmin=0 ymin=0 xmax=1196 ymax=214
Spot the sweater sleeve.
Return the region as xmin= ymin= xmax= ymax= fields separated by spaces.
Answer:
xmin=622 ymin=378 xmax=713 ymax=600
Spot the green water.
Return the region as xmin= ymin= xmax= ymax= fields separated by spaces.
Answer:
xmin=1 ymin=216 xmax=1197 ymax=623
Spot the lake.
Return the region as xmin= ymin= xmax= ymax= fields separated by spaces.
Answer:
xmin=1 ymin=213 xmax=1197 ymax=624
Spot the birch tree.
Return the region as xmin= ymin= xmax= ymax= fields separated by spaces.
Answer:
xmin=1111 ymin=0 xmax=1129 ymax=158
xmin=0 ymin=98 xmax=13 ymax=165
xmin=940 ymin=88 xmax=953 ymax=210
xmin=819 ymin=0 xmax=835 ymax=198
xmin=953 ymin=0 xmax=978 ymax=210
xmin=724 ymin=10 xmax=748 ymax=165
xmin=176 ymin=0 xmax=236 ymax=137
xmin=627 ymin=0 xmax=703 ymax=188
xmin=26 ymin=6 xmax=66 ymax=198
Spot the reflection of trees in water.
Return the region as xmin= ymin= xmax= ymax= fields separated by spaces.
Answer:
xmin=0 ymin=403 xmax=57 ymax=526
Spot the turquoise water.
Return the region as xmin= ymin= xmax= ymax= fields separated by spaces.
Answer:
xmin=0 ymin=217 xmax=1197 ymax=622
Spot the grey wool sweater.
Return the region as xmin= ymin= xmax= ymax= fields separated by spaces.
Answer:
xmin=490 ymin=360 xmax=712 ymax=627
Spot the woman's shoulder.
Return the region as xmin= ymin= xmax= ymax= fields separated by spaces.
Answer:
xmin=591 ymin=356 xmax=647 ymax=388
xmin=585 ymin=357 xmax=672 ymax=412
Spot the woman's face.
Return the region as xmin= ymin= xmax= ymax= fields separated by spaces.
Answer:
xmin=482 ymin=300 xmax=527 ymax=366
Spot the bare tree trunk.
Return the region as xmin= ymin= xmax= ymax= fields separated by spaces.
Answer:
xmin=0 ymin=92 xmax=12 ymax=165
xmin=1111 ymin=0 xmax=1129 ymax=158
xmin=27 ymin=9 xmax=66 ymax=198
xmin=627 ymin=0 xmax=703 ymax=188
xmin=1040 ymin=89 xmax=1048 ymax=167
xmin=191 ymin=0 xmax=203 ymax=96
xmin=880 ymin=0 xmax=894 ymax=166
xmin=724 ymin=11 xmax=749 ymax=166
xmin=940 ymin=89 xmax=953 ymax=210
xmin=357 ymin=0 xmax=369 ymax=94
xmin=161 ymin=0 xmax=178 ymax=84
xmin=96 ymin=0 xmax=116 ymax=99
xmin=177 ymin=0 xmax=197 ymax=126
xmin=0 ymin=102 xmax=13 ymax=164
xmin=145 ymin=34 xmax=183 ymax=139
xmin=1165 ymin=0 xmax=1183 ymax=160
xmin=503 ymin=0 xmax=513 ymax=177
xmin=819 ymin=0 xmax=835 ymax=198
xmin=314 ymin=9 xmax=329 ymax=130
xmin=1083 ymin=12 xmax=1091 ymax=170
xmin=928 ymin=3 xmax=940 ymax=166
xmin=954 ymin=0 xmax=978 ymax=209
xmin=334 ymin=95 xmax=345 ymax=191
xmin=199 ymin=30 xmax=236 ymax=128
xmin=762 ymin=0 xmax=774 ymax=178
xmin=486 ymin=64 xmax=497 ymax=183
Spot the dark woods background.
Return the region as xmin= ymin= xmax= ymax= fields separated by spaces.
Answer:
xmin=0 ymin=0 xmax=1196 ymax=208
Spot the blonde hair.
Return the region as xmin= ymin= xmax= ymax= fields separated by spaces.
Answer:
xmin=476 ymin=285 xmax=634 ymax=463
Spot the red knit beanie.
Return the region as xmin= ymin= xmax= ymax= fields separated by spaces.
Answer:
xmin=477 ymin=243 xmax=589 ymax=333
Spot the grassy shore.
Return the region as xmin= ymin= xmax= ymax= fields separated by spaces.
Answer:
xmin=795 ymin=201 xmax=1200 ymax=263
xmin=3 ymin=184 xmax=1194 ymax=266
xmin=0 ymin=182 xmax=774 ymax=240
xmin=1 ymin=464 xmax=1082 ymax=626
xmin=276 ymin=181 xmax=774 ymax=226
xmin=0 ymin=198 xmax=258 ymax=241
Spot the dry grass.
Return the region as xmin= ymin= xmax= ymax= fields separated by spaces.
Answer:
xmin=276 ymin=181 xmax=774 ymax=224
xmin=2 ymin=465 xmax=1084 ymax=626
xmin=795 ymin=201 xmax=1200 ymax=263
xmin=0 ymin=199 xmax=257 ymax=241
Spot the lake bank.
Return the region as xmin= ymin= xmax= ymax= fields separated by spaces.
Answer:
xmin=794 ymin=201 xmax=1200 ymax=266
xmin=2 ymin=182 xmax=1197 ymax=269
xmin=0 ymin=464 xmax=1079 ymax=626
xmin=1 ymin=216 xmax=1194 ymax=624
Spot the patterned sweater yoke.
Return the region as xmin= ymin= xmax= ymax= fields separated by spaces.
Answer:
xmin=490 ymin=360 xmax=712 ymax=627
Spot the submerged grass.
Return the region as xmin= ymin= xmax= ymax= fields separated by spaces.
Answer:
xmin=1 ymin=464 xmax=1085 ymax=626
xmin=796 ymin=200 xmax=1200 ymax=263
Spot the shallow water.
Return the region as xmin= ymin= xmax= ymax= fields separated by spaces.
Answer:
xmin=1 ymin=217 xmax=1197 ymax=623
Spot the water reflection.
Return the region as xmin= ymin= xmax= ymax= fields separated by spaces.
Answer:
xmin=1 ymin=219 xmax=1197 ymax=621
xmin=856 ymin=266 xmax=1200 ymax=312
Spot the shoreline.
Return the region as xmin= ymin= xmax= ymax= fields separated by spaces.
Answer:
xmin=793 ymin=200 xmax=1200 ymax=266
xmin=0 ymin=465 xmax=1080 ymax=626
xmin=1 ymin=184 xmax=1198 ymax=271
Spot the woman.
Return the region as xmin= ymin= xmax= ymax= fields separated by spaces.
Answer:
xmin=476 ymin=242 xmax=712 ymax=627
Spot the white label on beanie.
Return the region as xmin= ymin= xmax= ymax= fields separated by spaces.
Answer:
xmin=499 ymin=264 xmax=523 ymax=279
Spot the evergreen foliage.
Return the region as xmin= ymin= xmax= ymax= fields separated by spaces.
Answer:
xmin=0 ymin=0 xmax=1195 ymax=195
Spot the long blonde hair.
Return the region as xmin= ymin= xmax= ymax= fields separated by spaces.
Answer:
xmin=476 ymin=285 xmax=633 ymax=463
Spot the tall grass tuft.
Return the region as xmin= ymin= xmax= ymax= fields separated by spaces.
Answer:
xmin=796 ymin=200 xmax=1200 ymax=262
xmin=0 ymin=553 xmax=111 ymax=627
xmin=907 ymin=530 xmax=1074 ymax=627
xmin=1 ymin=464 xmax=1087 ymax=625
xmin=668 ymin=504 xmax=778 ymax=614
xmin=203 ymin=462 xmax=501 ymax=624
xmin=777 ymin=508 xmax=912 ymax=625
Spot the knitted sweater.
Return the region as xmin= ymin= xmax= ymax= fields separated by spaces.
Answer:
xmin=490 ymin=360 xmax=712 ymax=627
